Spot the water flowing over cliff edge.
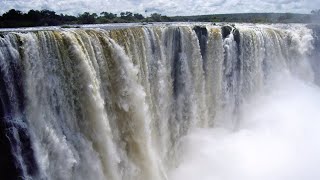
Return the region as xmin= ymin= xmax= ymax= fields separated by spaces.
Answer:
xmin=0 ymin=23 xmax=318 ymax=180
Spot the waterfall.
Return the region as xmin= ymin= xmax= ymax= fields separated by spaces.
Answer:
xmin=0 ymin=23 xmax=316 ymax=180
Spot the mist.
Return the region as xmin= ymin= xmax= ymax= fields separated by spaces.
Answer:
xmin=170 ymin=74 xmax=320 ymax=180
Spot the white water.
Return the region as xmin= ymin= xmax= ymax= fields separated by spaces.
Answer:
xmin=0 ymin=23 xmax=318 ymax=180
xmin=170 ymin=74 xmax=320 ymax=180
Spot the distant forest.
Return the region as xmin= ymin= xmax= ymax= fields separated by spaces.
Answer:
xmin=0 ymin=9 xmax=319 ymax=28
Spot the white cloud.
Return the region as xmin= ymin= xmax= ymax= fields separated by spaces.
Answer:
xmin=0 ymin=0 xmax=318 ymax=16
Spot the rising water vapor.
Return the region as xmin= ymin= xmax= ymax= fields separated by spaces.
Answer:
xmin=170 ymin=74 xmax=320 ymax=180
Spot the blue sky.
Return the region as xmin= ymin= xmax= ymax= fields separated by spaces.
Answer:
xmin=0 ymin=0 xmax=318 ymax=15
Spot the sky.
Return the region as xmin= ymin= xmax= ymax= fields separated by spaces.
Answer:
xmin=0 ymin=0 xmax=319 ymax=16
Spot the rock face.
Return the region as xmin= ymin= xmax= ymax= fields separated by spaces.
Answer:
xmin=309 ymin=24 xmax=320 ymax=85
xmin=221 ymin=25 xmax=233 ymax=39
xmin=221 ymin=25 xmax=240 ymax=43
xmin=0 ymin=105 xmax=19 ymax=180
xmin=193 ymin=26 xmax=208 ymax=58
xmin=0 ymin=37 xmax=38 ymax=179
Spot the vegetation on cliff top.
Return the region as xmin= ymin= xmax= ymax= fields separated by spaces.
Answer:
xmin=0 ymin=9 xmax=319 ymax=28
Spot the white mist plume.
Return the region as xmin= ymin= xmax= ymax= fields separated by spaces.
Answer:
xmin=170 ymin=74 xmax=320 ymax=180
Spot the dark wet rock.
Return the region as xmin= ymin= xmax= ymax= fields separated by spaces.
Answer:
xmin=193 ymin=26 xmax=208 ymax=62
xmin=221 ymin=25 xmax=233 ymax=39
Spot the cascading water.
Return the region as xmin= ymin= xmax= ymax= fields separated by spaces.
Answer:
xmin=0 ymin=23 xmax=318 ymax=180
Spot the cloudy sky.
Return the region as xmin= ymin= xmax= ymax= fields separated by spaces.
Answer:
xmin=0 ymin=0 xmax=318 ymax=16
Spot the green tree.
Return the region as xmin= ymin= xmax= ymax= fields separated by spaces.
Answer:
xmin=100 ymin=12 xmax=117 ymax=19
xmin=2 ymin=9 xmax=23 ymax=20
xmin=150 ymin=13 xmax=161 ymax=22
xmin=40 ymin=10 xmax=57 ymax=18
xmin=133 ymin=13 xmax=144 ymax=20
xmin=120 ymin=11 xmax=134 ymax=21
xmin=78 ymin=12 xmax=97 ymax=24
xmin=26 ymin=10 xmax=41 ymax=21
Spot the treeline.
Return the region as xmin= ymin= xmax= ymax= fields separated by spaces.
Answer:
xmin=0 ymin=9 xmax=171 ymax=28
xmin=0 ymin=9 xmax=319 ymax=28
xmin=171 ymin=13 xmax=312 ymax=23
